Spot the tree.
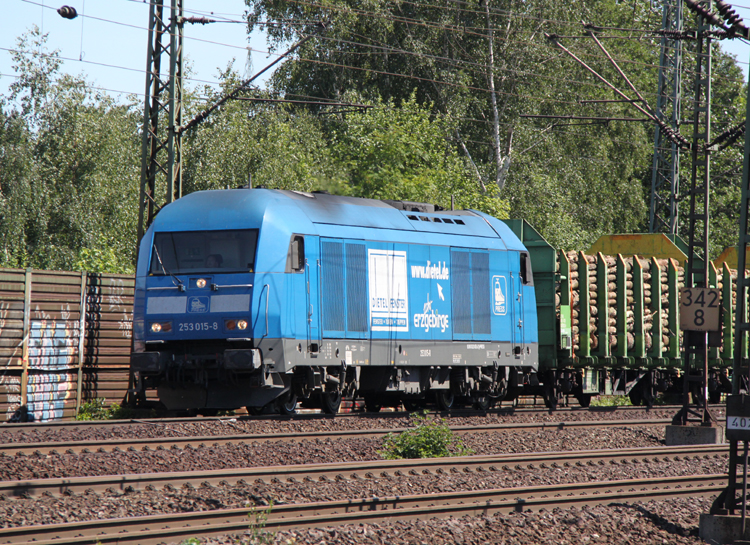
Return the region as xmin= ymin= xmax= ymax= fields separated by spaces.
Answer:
xmin=2 ymin=27 xmax=140 ymax=272
xmin=245 ymin=0 xmax=676 ymax=248
xmin=331 ymin=93 xmax=508 ymax=217
xmin=182 ymin=69 xmax=344 ymax=193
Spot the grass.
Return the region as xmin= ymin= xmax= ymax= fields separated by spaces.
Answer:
xmin=589 ymin=395 xmax=632 ymax=407
xmin=76 ymin=398 xmax=137 ymax=420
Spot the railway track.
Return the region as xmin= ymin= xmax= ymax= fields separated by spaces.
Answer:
xmin=0 ymin=418 xmax=672 ymax=456
xmin=0 ymin=472 xmax=726 ymax=545
xmin=0 ymin=444 xmax=727 ymax=499
xmin=0 ymin=404 xmax=716 ymax=435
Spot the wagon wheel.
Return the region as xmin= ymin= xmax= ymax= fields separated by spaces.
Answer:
xmin=436 ymin=390 xmax=455 ymax=411
xmin=320 ymin=390 xmax=342 ymax=414
xmin=472 ymin=396 xmax=492 ymax=411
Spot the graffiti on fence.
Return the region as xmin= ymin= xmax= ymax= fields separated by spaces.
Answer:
xmin=26 ymin=318 xmax=79 ymax=421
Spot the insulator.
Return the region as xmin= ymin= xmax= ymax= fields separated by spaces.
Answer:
xmin=715 ymin=0 xmax=750 ymax=38
xmin=57 ymin=5 xmax=77 ymax=19
xmin=182 ymin=16 xmax=214 ymax=25
xmin=684 ymin=0 xmax=727 ymax=28
xmin=658 ymin=30 xmax=696 ymax=39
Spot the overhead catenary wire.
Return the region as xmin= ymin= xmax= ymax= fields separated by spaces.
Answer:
xmin=20 ymin=0 xmax=743 ymax=106
xmin=7 ymin=0 xmax=745 ymax=144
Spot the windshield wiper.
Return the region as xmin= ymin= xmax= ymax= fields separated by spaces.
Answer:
xmin=153 ymin=244 xmax=185 ymax=292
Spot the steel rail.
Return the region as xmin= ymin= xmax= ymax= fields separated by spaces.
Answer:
xmin=0 ymin=404 xmax=710 ymax=435
xmin=0 ymin=419 xmax=672 ymax=456
xmin=0 ymin=473 xmax=727 ymax=545
xmin=0 ymin=444 xmax=727 ymax=499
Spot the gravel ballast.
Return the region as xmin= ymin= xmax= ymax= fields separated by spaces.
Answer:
xmin=0 ymin=456 xmax=725 ymax=529
xmin=0 ymin=426 xmax=667 ymax=481
xmin=0 ymin=411 xmax=727 ymax=544
xmin=0 ymin=407 xmax=692 ymax=446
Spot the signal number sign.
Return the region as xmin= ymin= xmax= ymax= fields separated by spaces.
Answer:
xmin=679 ymin=287 xmax=720 ymax=332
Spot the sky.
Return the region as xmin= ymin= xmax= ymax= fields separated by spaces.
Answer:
xmin=1 ymin=0 xmax=274 ymax=103
xmin=2 ymin=0 xmax=750 ymax=108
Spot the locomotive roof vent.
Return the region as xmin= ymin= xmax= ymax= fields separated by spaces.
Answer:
xmin=383 ymin=199 xmax=435 ymax=213
xmin=405 ymin=214 xmax=464 ymax=226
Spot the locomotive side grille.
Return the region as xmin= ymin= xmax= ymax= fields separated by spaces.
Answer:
xmin=452 ymin=250 xmax=472 ymax=334
xmin=322 ymin=240 xmax=345 ymax=332
xmin=472 ymin=252 xmax=491 ymax=334
xmin=346 ymin=243 xmax=368 ymax=332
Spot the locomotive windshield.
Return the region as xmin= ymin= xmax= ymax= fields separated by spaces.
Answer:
xmin=149 ymin=229 xmax=258 ymax=275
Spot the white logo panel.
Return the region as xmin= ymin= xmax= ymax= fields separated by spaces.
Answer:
xmin=368 ymin=249 xmax=409 ymax=332
xmin=492 ymin=275 xmax=507 ymax=316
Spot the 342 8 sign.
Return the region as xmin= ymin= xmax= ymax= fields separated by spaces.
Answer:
xmin=679 ymin=287 xmax=720 ymax=331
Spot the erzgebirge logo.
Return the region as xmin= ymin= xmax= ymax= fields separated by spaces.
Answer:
xmin=413 ymin=296 xmax=449 ymax=332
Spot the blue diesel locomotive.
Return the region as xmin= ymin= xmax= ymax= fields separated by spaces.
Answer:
xmin=130 ymin=188 xmax=540 ymax=414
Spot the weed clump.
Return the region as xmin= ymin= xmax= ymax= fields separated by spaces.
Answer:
xmin=379 ymin=411 xmax=473 ymax=459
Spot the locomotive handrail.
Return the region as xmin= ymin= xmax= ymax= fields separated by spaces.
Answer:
xmin=213 ymin=283 xmax=253 ymax=289
xmin=261 ymin=283 xmax=270 ymax=337
xmin=147 ymin=286 xmax=183 ymax=291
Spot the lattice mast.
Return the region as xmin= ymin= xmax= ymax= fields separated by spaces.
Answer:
xmin=649 ymin=0 xmax=684 ymax=234
xmin=677 ymin=1 xmax=713 ymax=425
xmin=137 ymin=0 xmax=184 ymax=242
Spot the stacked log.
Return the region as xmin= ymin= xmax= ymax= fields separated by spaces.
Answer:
xmin=559 ymin=249 xmax=750 ymax=359
xmin=563 ymin=252 xmax=688 ymax=357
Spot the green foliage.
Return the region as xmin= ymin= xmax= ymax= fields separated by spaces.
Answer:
xmin=248 ymin=0 xmax=747 ymax=252
xmin=589 ymin=395 xmax=632 ymax=408
xmin=183 ymin=73 xmax=343 ymax=194
xmin=4 ymin=2 xmax=749 ymax=274
xmin=247 ymin=500 xmax=276 ymax=545
xmin=332 ymin=93 xmax=509 ymax=217
xmin=74 ymin=237 xmax=134 ymax=275
xmin=178 ymin=539 xmax=201 ymax=545
xmin=76 ymin=398 xmax=134 ymax=420
xmin=379 ymin=411 xmax=473 ymax=459
xmin=1 ymin=27 xmax=140 ymax=272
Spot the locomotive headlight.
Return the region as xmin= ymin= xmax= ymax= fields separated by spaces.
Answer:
xmin=237 ymin=319 xmax=248 ymax=330
xmin=196 ymin=278 xmax=207 ymax=289
xmin=225 ymin=319 xmax=236 ymax=330
xmin=150 ymin=321 xmax=172 ymax=333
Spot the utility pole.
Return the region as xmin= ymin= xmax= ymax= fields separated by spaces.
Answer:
xmin=649 ymin=0 xmax=684 ymax=234
xmin=137 ymin=0 xmax=184 ymax=242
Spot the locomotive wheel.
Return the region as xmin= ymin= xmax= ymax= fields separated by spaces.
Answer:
xmin=364 ymin=395 xmax=382 ymax=413
xmin=321 ymin=390 xmax=342 ymax=414
xmin=277 ymin=392 xmax=298 ymax=416
xmin=436 ymin=390 xmax=455 ymax=411
xmin=472 ymin=396 xmax=491 ymax=411
xmin=246 ymin=405 xmax=264 ymax=415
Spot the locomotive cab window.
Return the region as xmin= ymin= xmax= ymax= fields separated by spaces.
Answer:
xmin=149 ymin=229 xmax=258 ymax=275
xmin=287 ymin=235 xmax=305 ymax=273
xmin=520 ymin=252 xmax=534 ymax=286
